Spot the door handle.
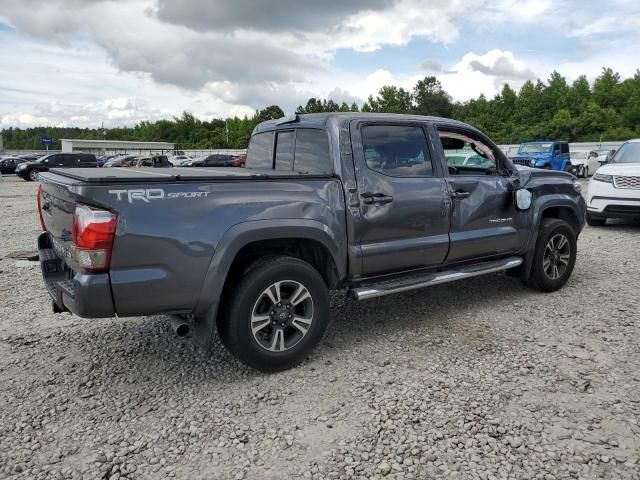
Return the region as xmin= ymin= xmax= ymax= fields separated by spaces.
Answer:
xmin=451 ymin=190 xmax=471 ymax=199
xmin=361 ymin=192 xmax=394 ymax=205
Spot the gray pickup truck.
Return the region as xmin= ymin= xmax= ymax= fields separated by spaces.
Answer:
xmin=36 ymin=113 xmax=586 ymax=371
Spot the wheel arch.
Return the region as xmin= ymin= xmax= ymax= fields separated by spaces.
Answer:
xmin=191 ymin=219 xmax=346 ymax=348
xmin=511 ymin=197 xmax=583 ymax=280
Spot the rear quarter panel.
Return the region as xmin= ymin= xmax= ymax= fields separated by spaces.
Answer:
xmin=57 ymin=178 xmax=346 ymax=316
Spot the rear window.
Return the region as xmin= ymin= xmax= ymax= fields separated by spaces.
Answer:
xmin=293 ymin=129 xmax=331 ymax=174
xmin=275 ymin=131 xmax=294 ymax=170
xmin=246 ymin=131 xmax=274 ymax=169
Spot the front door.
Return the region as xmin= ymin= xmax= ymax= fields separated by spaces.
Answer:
xmin=434 ymin=126 xmax=528 ymax=263
xmin=351 ymin=121 xmax=451 ymax=276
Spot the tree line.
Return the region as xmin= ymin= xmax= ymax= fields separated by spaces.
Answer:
xmin=2 ymin=68 xmax=639 ymax=150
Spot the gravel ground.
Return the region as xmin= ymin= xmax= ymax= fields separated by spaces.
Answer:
xmin=0 ymin=175 xmax=639 ymax=480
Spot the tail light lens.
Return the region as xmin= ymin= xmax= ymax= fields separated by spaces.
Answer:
xmin=36 ymin=184 xmax=46 ymax=231
xmin=72 ymin=205 xmax=117 ymax=272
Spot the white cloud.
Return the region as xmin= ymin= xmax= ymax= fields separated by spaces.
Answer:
xmin=0 ymin=0 xmax=639 ymax=127
xmin=439 ymin=50 xmax=536 ymax=101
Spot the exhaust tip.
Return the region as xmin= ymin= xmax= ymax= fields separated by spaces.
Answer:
xmin=175 ymin=323 xmax=191 ymax=337
xmin=170 ymin=316 xmax=192 ymax=337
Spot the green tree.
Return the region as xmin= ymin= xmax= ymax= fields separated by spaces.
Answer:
xmin=412 ymin=76 xmax=453 ymax=117
xmin=255 ymin=105 xmax=285 ymax=122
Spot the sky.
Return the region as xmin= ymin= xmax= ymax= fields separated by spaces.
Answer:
xmin=1 ymin=0 xmax=639 ymax=128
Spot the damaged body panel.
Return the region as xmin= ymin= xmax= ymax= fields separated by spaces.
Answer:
xmin=36 ymin=113 xmax=585 ymax=370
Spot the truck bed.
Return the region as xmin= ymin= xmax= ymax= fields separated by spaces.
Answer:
xmin=49 ymin=167 xmax=332 ymax=184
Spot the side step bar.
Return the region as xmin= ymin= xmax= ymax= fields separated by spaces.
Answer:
xmin=350 ymin=256 xmax=523 ymax=301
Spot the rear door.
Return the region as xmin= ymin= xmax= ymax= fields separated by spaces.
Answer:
xmin=350 ymin=120 xmax=450 ymax=276
xmin=59 ymin=154 xmax=79 ymax=168
xmin=434 ymin=125 xmax=528 ymax=263
xmin=78 ymin=154 xmax=97 ymax=167
xmin=48 ymin=154 xmax=65 ymax=168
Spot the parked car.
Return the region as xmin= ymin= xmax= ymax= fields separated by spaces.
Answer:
xmin=586 ymin=139 xmax=640 ymax=226
xmin=569 ymin=151 xmax=602 ymax=178
xmin=185 ymin=154 xmax=237 ymax=167
xmin=96 ymin=155 xmax=109 ymax=167
xmin=0 ymin=157 xmax=26 ymax=174
xmin=15 ymin=153 xmax=97 ymax=181
xmin=36 ymin=113 xmax=585 ymax=372
xmin=17 ymin=154 xmax=40 ymax=162
xmin=168 ymin=155 xmax=192 ymax=165
xmin=590 ymin=148 xmax=617 ymax=164
xmin=232 ymin=154 xmax=247 ymax=167
xmin=102 ymin=155 xmax=137 ymax=168
xmin=103 ymin=155 xmax=172 ymax=168
xmin=445 ymin=150 xmax=496 ymax=170
xmin=510 ymin=141 xmax=572 ymax=172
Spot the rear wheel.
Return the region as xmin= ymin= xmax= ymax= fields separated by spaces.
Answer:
xmin=524 ymin=218 xmax=577 ymax=292
xmin=582 ymin=166 xmax=589 ymax=178
xmin=586 ymin=212 xmax=606 ymax=227
xmin=219 ymin=255 xmax=329 ymax=372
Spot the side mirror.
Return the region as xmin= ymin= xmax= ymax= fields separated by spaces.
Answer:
xmin=588 ymin=151 xmax=598 ymax=158
xmin=514 ymin=189 xmax=532 ymax=211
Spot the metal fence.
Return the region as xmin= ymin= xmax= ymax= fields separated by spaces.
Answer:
xmin=2 ymin=149 xmax=248 ymax=157
xmin=3 ymin=142 xmax=625 ymax=159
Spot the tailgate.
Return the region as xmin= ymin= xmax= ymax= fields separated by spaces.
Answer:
xmin=39 ymin=175 xmax=84 ymax=272
xmin=38 ymin=173 xmax=116 ymax=317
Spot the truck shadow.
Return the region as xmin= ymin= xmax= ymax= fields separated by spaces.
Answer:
xmin=97 ymin=271 xmax=535 ymax=382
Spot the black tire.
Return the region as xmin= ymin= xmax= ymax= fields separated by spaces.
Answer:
xmin=586 ymin=212 xmax=606 ymax=227
xmin=523 ymin=218 xmax=577 ymax=292
xmin=218 ymin=255 xmax=329 ymax=372
xmin=582 ymin=166 xmax=589 ymax=178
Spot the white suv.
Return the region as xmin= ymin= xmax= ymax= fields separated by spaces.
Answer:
xmin=586 ymin=139 xmax=640 ymax=226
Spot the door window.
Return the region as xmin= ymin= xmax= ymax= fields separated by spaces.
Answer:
xmin=246 ymin=131 xmax=274 ymax=169
xmin=438 ymin=131 xmax=497 ymax=175
xmin=361 ymin=125 xmax=433 ymax=177
xmin=61 ymin=155 xmax=78 ymax=166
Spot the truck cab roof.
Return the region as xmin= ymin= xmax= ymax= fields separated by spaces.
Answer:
xmin=253 ymin=112 xmax=480 ymax=134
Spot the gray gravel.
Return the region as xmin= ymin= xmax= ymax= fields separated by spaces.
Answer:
xmin=1 ymin=175 xmax=639 ymax=479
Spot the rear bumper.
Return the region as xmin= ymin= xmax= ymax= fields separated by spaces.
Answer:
xmin=38 ymin=232 xmax=115 ymax=318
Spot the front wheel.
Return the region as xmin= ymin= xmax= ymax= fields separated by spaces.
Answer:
xmin=219 ymin=256 xmax=329 ymax=372
xmin=523 ymin=218 xmax=577 ymax=292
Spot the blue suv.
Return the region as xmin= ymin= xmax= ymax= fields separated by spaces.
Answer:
xmin=510 ymin=141 xmax=571 ymax=172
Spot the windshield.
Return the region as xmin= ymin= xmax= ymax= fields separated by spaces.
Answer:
xmin=519 ymin=143 xmax=552 ymax=154
xmin=611 ymin=142 xmax=640 ymax=164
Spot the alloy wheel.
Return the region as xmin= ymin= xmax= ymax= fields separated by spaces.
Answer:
xmin=29 ymin=170 xmax=39 ymax=181
xmin=250 ymin=280 xmax=314 ymax=353
xmin=543 ymin=233 xmax=571 ymax=280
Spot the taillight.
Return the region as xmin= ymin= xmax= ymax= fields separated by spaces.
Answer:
xmin=72 ymin=205 xmax=117 ymax=272
xmin=37 ymin=184 xmax=46 ymax=231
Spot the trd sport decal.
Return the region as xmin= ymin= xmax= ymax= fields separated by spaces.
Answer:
xmin=108 ymin=189 xmax=210 ymax=203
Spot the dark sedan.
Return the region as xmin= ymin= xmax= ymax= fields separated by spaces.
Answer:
xmin=0 ymin=157 xmax=26 ymax=174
